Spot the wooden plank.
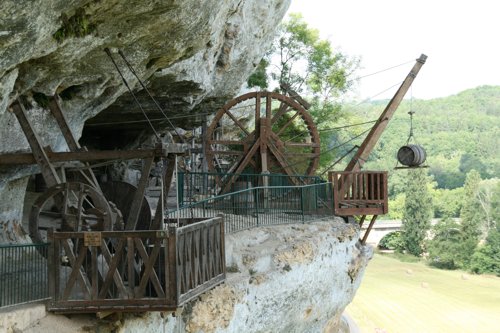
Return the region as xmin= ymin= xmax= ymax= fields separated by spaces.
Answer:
xmin=50 ymin=298 xmax=178 ymax=311
xmin=266 ymin=93 xmax=272 ymax=119
xmin=178 ymin=274 xmax=225 ymax=306
xmin=48 ymin=97 xmax=79 ymax=151
xmin=220 ymin=138 xmax=261 ymax=194
xmin=361 ymin=215 xmax=378 ymax=244
xmin=275 ymin=111 xmax=300 ymax=137
xmin=10 ymin=100 xmax=61 ymax=187
xmin=335 ymin=207 xmax=385 ymax=216
xmin=125 ymin=156 xmax=154 ymax=230
xmin=283 ymin=142 xmax=320 ymax=148
xmin=218 ymin=216 xmax=226 ymax=276
xmin=358 ymin=215 xmax=367 ymax=228
xmin=48 ymin=97 xmax=102 ymax=190
xmin=135 ymin=238 xmax=165 ymax=298
xmin=127 ymin=238 xmax=135 ymax=296
xmin=62 ymin=241 xmax=91 ymax=300
xmin=91 ymin=247 xmax=98 ymax=300
xmin=98 ymin=238 xmax=129 ymax=299
xmin=271 ymin=102 xmax=291 ymax=125
xmin=99 ymin=238 xmax=129 ymax=298
xmin=47 ymin=230 xmax=58 ymax=304
xmin=382 ymin=172 xmax=389 ymax=213
xmin=167 ymin=227 xmax=178 ymax=303
xmin=60 ymin=239 xmax=91 ymax=298
xmin=52 ymin=230 xmax=159 ymax=239
xmin=266 ymin=141 xmax=300 ymax=185
xmin=255 ymin=92 xmax=261 ymax=120
xmin=223 ymin=107 xmax=250 ymax=136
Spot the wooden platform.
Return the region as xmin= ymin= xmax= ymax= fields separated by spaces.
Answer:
xmin=329 ymin=171 xmax=388 ymax=217
xmin=47 ymin=216 xmax=225 ymax=313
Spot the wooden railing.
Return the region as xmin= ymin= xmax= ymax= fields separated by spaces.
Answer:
xmin=176 ymin=217 xmax=225 ymax=305
xmin=47 ymin=216 xmax=225 ymax=313
xmin=329 ymin=171 xmax=388 ymax=216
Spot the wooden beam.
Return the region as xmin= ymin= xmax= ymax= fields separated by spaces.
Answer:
xmin=0 ymin=147 xmax=174 ymax=165
xmin=223 ymin=108 xmax=250 ymax=136
xmin=10 ymin=100 xmax=61 ymax=187
xmin=125 ymin=157 xmax=154 ymax=230
xmin=345 ymin=54 xmax=427 ymax=172
xmin=361 ymin=215 xmax=378 ymax=244
xmin=48 ymin=96 xmax=102 ymax=190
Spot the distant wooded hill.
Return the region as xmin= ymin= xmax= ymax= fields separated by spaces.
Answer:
xmin=338 ymin=85 xmax=499 ymax=193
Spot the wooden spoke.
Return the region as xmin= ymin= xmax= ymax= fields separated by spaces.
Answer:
xmin=206 ymin=91 xmax=320 ymax=191
xmin=29 ymin=182 xmax=113 ymax=244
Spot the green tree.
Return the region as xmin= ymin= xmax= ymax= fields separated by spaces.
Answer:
xmin=427 ymin=218 xmax=462 ymax=269
xmin=491 ymin=182 xmax=500 ymax=224
xmin=457 ymin=170 xmax=484 ymax=268
xmin=247 ymin=59 xmax=269 ymax=89
xmin=401 ymin=169 xmax=433 ymax=256
xmin=470 ymin=225 xmax=500 ymax=276
xmin=249 ymin=13 xmax=358 ymax=172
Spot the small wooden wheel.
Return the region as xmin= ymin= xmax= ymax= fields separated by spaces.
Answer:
xmin=29 ymin=182 xmax=113 ymax=243
xmin=206 ymin=91 xmax=320 ymax=190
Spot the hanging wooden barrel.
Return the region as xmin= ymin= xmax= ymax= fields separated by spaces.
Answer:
xmin=397 ymin=144 xmax=427 ymax=167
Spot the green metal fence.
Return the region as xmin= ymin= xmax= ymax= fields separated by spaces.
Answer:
xmin=177 ymin=172 xmax=322 ymax=206
xmin=167 ymin=182 xmax=333 ymax=234
xmin=0 ymin=243 xmax=49 ymax=308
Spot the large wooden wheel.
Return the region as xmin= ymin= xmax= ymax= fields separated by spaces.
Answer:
xmin=206 ymin=91 xmax=320 ymax=191
xmin=29 ymin=182 xmax=113 ymax=243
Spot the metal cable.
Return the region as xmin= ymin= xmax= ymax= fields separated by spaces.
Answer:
xmin=104 ymin=48 xmax=161 ymax=140
xmin=354 ymin=59 xmax=415 ymax=81
xmin=268 ymin=126 xmax=373 ymax=174
xmin=284 ymin=119 xmax=378 ymax=143
xmin=117 ymin=50 xmax=186 ymax=143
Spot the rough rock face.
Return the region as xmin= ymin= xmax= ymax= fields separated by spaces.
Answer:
xmin=0 ymin=0 xmax=290 ymax=241
xmin=119 ymin=219 xmax=371 ymax=333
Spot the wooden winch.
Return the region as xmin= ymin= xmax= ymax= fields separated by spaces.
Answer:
xmin=1 ymin=96 xmax=186 ymax=243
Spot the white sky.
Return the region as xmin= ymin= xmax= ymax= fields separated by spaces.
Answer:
xmin=288 ymin=0 xmax=500 ymax=100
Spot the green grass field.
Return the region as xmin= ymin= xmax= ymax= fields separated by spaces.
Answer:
xmin=347 ymin=253 xmax=500 ymax=333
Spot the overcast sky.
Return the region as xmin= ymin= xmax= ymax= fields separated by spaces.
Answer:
xmin=288 ymin=0 xmax=500 ymax=100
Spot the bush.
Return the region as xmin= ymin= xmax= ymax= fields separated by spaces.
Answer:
xmin=378 ymin=231 xmax=404 ymax=251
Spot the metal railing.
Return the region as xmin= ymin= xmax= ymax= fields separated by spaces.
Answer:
xmin=177 ymin=171 xmax=322 ymax=206
xmin=0 ymin=243 xmax=49 ymax=308
xmin=167 ymin=182 xmax=333 ymax=234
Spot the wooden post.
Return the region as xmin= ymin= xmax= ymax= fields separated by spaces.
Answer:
xmin=125 ymin=157 xmax=154 ymax=230
xmin=47 ymin=228 xmax=57 ymax=306
xmin=361 ymin=215 xmax=378 ymax=244
xmin=167 ymin=226 xmax=178 ymax=304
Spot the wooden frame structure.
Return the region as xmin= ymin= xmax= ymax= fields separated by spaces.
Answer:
xmin=47 ymin=216 xmax=225 ymax=313
xmin=332 ymin=54 xmax=427 ymax=244
xmin=329 ymin=171 xmax=388 ymax=217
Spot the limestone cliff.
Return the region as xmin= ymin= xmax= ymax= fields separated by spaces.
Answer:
xmin=0 ymin=0 xmax=290 ymax=241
